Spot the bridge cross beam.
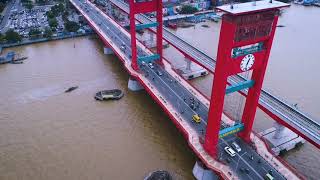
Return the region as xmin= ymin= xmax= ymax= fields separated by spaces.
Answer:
xmin=129 ymin=0 xmax=163 ymax=71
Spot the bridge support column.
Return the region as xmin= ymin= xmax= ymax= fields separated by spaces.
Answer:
xmin=186 ymin=57 xmax=191 ymax=71
xmin=104 ymin=47 xmax=114 ymax=55
xmin=176 ymin=56 xmax=208 ymax=80
xmin=273 ymin=122 xmax=285 ymax=139
xmin=142 ymin=31 xmax=155 ymax=48
xmin=149 ymin=31 xmax=154 ymax=44
xmin=128 ymin=76 xmax=144 ymax=91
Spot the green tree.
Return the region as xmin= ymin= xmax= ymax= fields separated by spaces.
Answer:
xmin=43 ymin=27 xmax=53 ymax=38
xmin=180 ymin=5 xmax=198 ymax=14
xmin=0 ymin=33 xmax=6 ymax=43
xmin=46 ymin=10 xmax=55 ymax=19
xmin=5 ymin=29 xmax=22 ymax=43
xmin=62 ymin=10 xmax=69 ymax=21
xmin=48 ymin=18 xmax=58 ymax=28
xmin=50 ymin=3 xmax=64 ymax=16
xmin=0 ymin=2 xmax=6 ymax=13
xmin=25 ymin=2 xmax=33 ymax=10
xmin=64 ymin=20 xmax=80 ymax=32
xmin=36 ymin=0 xmax=48 ymax=4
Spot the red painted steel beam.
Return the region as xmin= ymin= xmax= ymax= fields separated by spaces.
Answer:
xmin=156 ymin=0 xmax=163 ymax=65
xmin=204 ymin=19 xmax=237 ymax=158
xmin=129 ymin=0 xmax=139 ymax=70
xmin=240 ymin=15 xmax=279 ymax=142
xmin=133 ymin=1 xmax=157 ymax=13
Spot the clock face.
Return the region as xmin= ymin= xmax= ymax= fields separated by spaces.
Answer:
xmin=240 ymin=54 xmax=255 ymax=71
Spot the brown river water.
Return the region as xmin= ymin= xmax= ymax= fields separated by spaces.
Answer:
xmin=0 ymin=4 xmax=319 ymax=180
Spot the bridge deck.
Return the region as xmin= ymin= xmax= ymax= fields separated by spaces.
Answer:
xmin=107 ymin=0 xmax=320 ymax=149
xmin=71 ymin=0 xmax=301 ymax=179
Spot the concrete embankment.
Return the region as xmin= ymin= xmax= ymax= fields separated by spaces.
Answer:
xmin=0 ymin=32 xmax=95 ymax=49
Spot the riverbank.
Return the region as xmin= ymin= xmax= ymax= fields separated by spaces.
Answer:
xmin=0 ymin=32 xmax=95 ymax=51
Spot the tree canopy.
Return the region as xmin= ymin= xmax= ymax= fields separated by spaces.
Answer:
xmin=43 ymin=27 xmax=53 ymax=38
xmin=5 ymin=29 xmax=22 ymax=43
xmin=64 ymin=20 xmax=80 ymax=32
xmin=180 ymin=5 xmax=198 ymax=14
xmin=48 ymin=17 xmax=58 ymax=28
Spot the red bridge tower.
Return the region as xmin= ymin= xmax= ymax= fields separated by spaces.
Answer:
xmin=129 ymin=0 xmax=163 ymax=70
xmin=204 ymin=1 xmax=289 ymax=158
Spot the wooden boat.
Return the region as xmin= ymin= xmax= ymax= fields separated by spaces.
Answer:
xmin=65 ymin=86 xmax=78 ymax=93
xmin=95 ymin=89 xmax=124 ymax=101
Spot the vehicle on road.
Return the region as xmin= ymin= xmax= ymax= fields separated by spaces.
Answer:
xmin=224 ymin=146 xmax=236 ymax=157
xmin=231 ymin=142 xmax=241 ymax=152
xmin=156 ymin=70 xmax=163 ymax=76
xmin=264 ymin=173 xmax=274 ymax=180
xmin=148 ymin=63 xmax=154 ymax=69
xmin=192 ymin=114 xmax=201 ymax=123
xmin=239 ymin=167 xmax=249 ymax=173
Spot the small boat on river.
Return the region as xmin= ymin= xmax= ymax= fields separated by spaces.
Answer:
xmin=65 ymin=86 xmax=78 ymax=93
xmin=0 ymin=51 xmax=27 ymax=64
xmin=95 ymin=89 xmax=124 ymax=101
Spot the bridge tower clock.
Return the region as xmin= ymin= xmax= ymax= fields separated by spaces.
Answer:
xmin=129 ymin=0 xmax=163 ymax=70
xmin=203 ymin=1 xmax=289 ymax=158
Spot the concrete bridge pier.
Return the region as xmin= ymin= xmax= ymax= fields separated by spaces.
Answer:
xmin=128 ymin=76 xmax=144 ymax=91
xmin=259 ymin=122 xmax=305 ymax=155
xmin=142 ymin=31 xmax=155 ymax=48
xmin=273 ymin=122 xmax=286 ymax=139
xmin=176 ymin=56 xmax=208 ymax=80
xmin=147 ymin=31 xmax=155 ymax=48
xmin=104 ymin=46 xmax=114 ymax=55
xmin=141 ymin=31 xmax=169 ymax=49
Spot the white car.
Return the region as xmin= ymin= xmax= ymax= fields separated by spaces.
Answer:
xmin=148 ymin=63 xmax=154 ymax=69
xmin=231 ymin=142 xmax=241 ymax=152
xmin=224 ymin=146 xmax=236 ymax=157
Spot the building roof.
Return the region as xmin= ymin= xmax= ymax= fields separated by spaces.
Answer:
xmin=217 ymin=0 xmax=290 ymax=15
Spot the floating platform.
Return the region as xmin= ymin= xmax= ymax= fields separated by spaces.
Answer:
xmin=259 ymin=126 xmax=306 ymax=155
xmin=95 ymin=89 xmax=124 ymax=100
xmin=193 ymin=161 xmax=219 ymax=180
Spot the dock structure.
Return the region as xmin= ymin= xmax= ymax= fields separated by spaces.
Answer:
xmin=260 ymin=122 xmax=306 ymax=155
xmin=69 ymin=0 xmax=319 ymax=179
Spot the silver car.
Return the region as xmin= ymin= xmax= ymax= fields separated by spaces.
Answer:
xmin=231 ymin=142 xmax=241 ymax=152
